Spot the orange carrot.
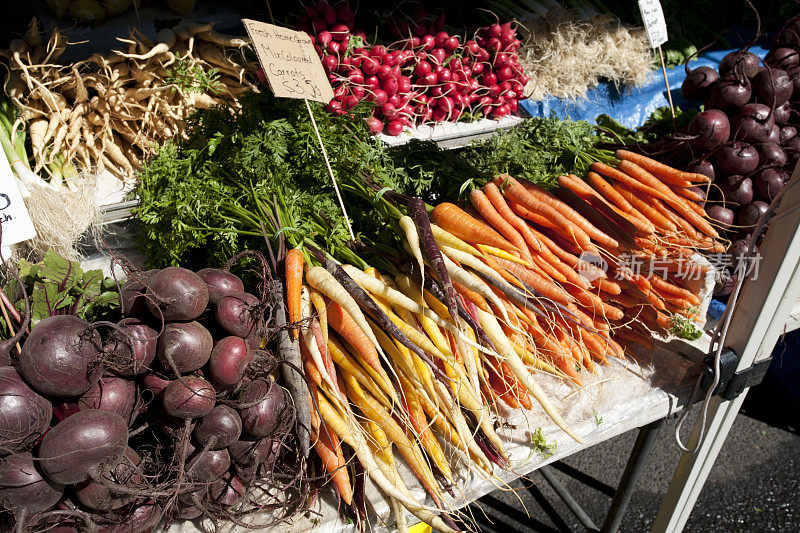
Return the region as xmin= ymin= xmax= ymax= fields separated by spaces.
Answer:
xmin=315 ymin=419 xmax=353 ymax=505
xmin=285 ymin=248 xmax=304 ymax=339
xmin=494 ymin=175 xmax=592 ymax=249
xmin=613 ymin=183 xmax=678 ymax=232
xmin=671 ymin=185 xmax=706 ymax=202
xmin=617 ymin=160 xmax=719 ymax=238
xmin=326 ymin=300 xmax=382 ymax=374
xmin=452 ymin=279 xmax=491 ymax=312
xmin=594 ymin=277 xmax=621 ymax=295
xmin=530 ymin=253 xmax=569 ymax=284
xmin=507 ymin=199 xmax=554 ymax=228
xmin=300 ymin=338 xmax=323 ymax=387
xmin=559 ymin=173 xmax=600 ymax=200
xmin=470 ymin=188 xmax=533 ymax=262
xmin=492 ymin=255 xmax=576 ymax=306
xmin=432 ymin=202 xmax=517 ymax=253
xmin=615 ymin=329 xmax=656 ymax=352
xmin=650 ymin=275 xmax=701 ymax=305
xmin=615 ymin=149 xmax=711 ymax=184
xmin=483 ymin=182 xmax=555 ymax=260
xmin=586 ymin=172 xmax=655 ymax=234
xmin=518 ymin=177 xmax=619 ymax=248
xmin=591 ymin=162 xmax=667 ymax=200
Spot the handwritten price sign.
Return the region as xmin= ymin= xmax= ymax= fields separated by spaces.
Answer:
xmin=638 ymin=0 xmax=668 ymax=49
xmin=243 ymin=20 xmax=334 ymax=104
xmin=0 ymin=151 xmax=36 ymax=257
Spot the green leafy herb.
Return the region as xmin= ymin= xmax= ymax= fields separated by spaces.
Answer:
xmin=7 ymin=250 xmax=118 ymax=326
xmin=593 ymin=409 xmax=603 ymax=426
xmin=165 ymin=58 xmax=225 ymax=95
xmin=669 ymin=314 xmax=703 ymax=341
xmin=530 ymin=427 xmax=557 ymax=459
xmin=136 ymin=92 xmax=418 ymax=269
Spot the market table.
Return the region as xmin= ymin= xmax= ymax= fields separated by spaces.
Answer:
xmin=174 ymin=335 xmax=710 ymax=533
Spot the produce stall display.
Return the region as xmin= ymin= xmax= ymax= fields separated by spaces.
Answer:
xmin=0 ymin=2 xmax=798 ymax=533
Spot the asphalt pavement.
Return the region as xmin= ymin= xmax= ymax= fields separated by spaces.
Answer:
xmin=468 ymin=361 xmax=800 ymax=532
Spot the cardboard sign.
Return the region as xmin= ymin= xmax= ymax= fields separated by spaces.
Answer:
xmin=242 ymin=20 xmax=334 ymax=104
xmin=638 ymin=0 xmax=668 ymax=49
xmin=0 ymin=153 xmax=36 ymax=255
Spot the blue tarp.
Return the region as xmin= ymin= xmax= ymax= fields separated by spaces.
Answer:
xmin=519 ymin=46 xmax=769 ymax=129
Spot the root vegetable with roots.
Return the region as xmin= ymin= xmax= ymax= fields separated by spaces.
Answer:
xmin=2 ymin=18 xmax=258 ymax=183
xmin=0 ymin=250 xmax=310 ymax=531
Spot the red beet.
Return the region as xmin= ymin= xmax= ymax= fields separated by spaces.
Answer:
xmin=19 ymin=315 xmax=102 ymax=397
xmin=146 ymin=267 xmax=209 ymax=322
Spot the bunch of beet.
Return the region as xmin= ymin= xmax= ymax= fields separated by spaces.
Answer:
xmin=0 ymin=264 xmax=304 ymax=531
xmin=679 ymin=18 xmax=800 ymax=295
xmin=300 ymin=1 xmax=528 ymax=135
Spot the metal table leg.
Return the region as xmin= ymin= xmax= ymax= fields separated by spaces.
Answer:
xmin=600 ymin=419 xmax=665 ymax=533
xmin=539 ymin=465 xmax=599 ymax=531
xmin=537 ymin=418 xmax=664 ymax=533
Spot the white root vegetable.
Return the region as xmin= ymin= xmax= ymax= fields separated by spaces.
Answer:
xmin=477 ymin=308 xmax=584 ymax=443
xmin=197 ymin=30 xmax=250 ymax=48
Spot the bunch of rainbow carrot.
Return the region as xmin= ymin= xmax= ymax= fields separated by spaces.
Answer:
xmin=284 ymin=150 xmax=718 ymax=532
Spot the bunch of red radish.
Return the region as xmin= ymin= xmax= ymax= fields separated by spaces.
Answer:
xmin=301 ymin=1 xmax=529 ymax=135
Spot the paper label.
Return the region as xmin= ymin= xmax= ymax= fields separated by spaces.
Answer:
xmin=0 ymin=153 xmax=36 ymax=251
xmin=638 ymin=0 xmax=668 ymax=48
xmin=242 ymin=19 xmax=334 ymax=104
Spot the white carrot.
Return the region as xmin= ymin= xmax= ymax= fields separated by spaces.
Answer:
xmin=477 ymin=308 xmax=584 ymax=444
xmin=316 ymin=394 xmax=457 ymax=533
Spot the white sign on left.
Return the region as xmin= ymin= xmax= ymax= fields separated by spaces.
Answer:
xmin=0 ymin=152 xmax=36 ymax=258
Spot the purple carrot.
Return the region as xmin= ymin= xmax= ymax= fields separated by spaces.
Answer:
xmin=407 ymin=198 xmax=462 ymax=332
xmin=271 ymin=278 xmax=311 ymax=460
xmin=309 ymin=248 xmax=450 ymax=383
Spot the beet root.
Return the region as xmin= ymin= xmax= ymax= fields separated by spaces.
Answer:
xmin=215 ymin=292 xmax=260 ymax=338
xmin=19 ymin=315 xmax=103 ymax=397
xmin=0 ymin=452 xmax=64 ymax=511
xmin=162 ymin=376 xmax=216 ymax=419
xmin=111 ymin=319 xmax=157 ymax=376
xmin=209 ymin=336 xmax=253 ymax=388
xmin=78 ymin=375 xmax=138 ymax=424
xmin=198 ymin=268 xmax=245 ymax=304
xmin=157 ymin=321 xmax=213 ymax=375
xmin=146 ymin=267 xmax=209 ymax=322
xmin=194 ymin=405 xmax=242 ymax=449
xmin=238 ymin=378 xmax=292 ymax=438
xmin=0 ymin=366 xmax=53 ymax=452
xmin=38 ymin=409 xmax=129 ymax=485
xmin=74 ymin=447 xmax=142 ymax=511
